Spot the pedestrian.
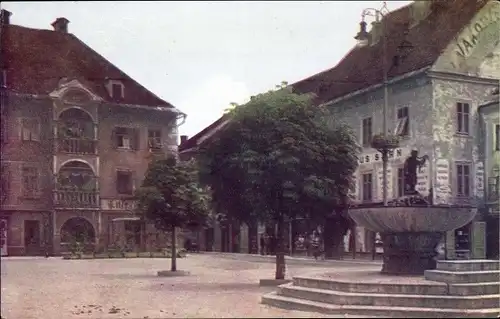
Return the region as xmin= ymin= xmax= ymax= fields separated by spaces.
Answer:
xmin=260 ymin=234 xmax=266 ymax=255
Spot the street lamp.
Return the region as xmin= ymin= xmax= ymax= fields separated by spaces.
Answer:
xmin=354 ymin=2 xmax=391 ymax=207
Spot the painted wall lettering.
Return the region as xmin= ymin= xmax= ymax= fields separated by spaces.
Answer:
xmin=475 ymin=162 xmax=485 ymax=199
xmin=434 ymin=158 xmax=452 ymax=205
xmin=454 ymin=3 xmax=500 ymax=60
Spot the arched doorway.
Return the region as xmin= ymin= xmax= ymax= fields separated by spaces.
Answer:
xmin=60 ymin=217 xmax=96 ymax=244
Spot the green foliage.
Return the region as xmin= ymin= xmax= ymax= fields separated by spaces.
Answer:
xmin=198 ymin=83 xmax=360 ymax=226
xmin=136 ymin=156 xmax=212 ymax=231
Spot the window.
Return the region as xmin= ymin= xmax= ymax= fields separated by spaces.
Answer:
xmin=22 ymin=167 xmax=39 ymax=198
xmin=148 ymin=129 xmax=162 ymax=151
xmin=395 ymin=107 xmax=409 ymax=137
xmin=495 ymin=124 xmax=500 ymax=151
xmin=362 ymin=117 xmax=372 ymax=146
xmin=111 ymin=83 xmax=124 ymax=99
xmin=456 ymin=102 xmax=470 ymax=134
xmin=397 ymin=167 xmax=405 ymax=197
xmin=116 ymin=171 xmax=133 ymax=195
xmin=456 ymin=163 xmax=471 ymax=197
xmin=362 ymin=173 xmax=373 ymax=201
xmin=21 ymin=118 xmax=40 ymax=142
xmin=114 ymin=127 xmax=138 ymax=150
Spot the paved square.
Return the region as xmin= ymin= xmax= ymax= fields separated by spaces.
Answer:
xmin=1 ymin=254 xmax=378 ymax=318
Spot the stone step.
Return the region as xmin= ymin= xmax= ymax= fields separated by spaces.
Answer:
xmin=262 ymin=291 xmax=500 ymax=318
xmin=278 ymin=283 xmax=500 ymax=309
xmin=293 ymin=276 xmax=500 ymax=296
xmin=436 ymin=260 xmax=500 ymax=272
xmin=424 ymin=269 xmax=500 ymax=283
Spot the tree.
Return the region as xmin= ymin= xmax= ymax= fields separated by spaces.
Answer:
xmin=198 ymin=83 xmax=359 ymax=279
xmin=136 ymin=155 xmax=211 ymax=272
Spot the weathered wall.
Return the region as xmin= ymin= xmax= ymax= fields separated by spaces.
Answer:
xmin=431 ymin=78 xmax=498 ymax=206
xmin=433 ymin=0 xmax=500 ymax=78
xmin=328 ymin=74 xmax=434 ymax=201
xmin=98 ymin=104 xmax=177 ymax=200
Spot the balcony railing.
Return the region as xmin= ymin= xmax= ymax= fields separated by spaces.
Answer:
xmin=54 ymin=190 xmax=99 ymax=208
xmin=56 ymin=138 xmax=97 ymax=155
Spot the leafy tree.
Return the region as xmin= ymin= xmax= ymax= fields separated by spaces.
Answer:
xmin=136 ymin=155 xmax=211 ymax=272
xmin=198 ymin=83 xmax=359 ymax=279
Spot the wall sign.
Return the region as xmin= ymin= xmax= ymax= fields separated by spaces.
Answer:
xmin=101 ymin=199 xmax=137 ymax=211
xmin=358 ymin=148 xmax=406 ymax=165
xmin=434 ymin=158 xmax=452 ymax=205
xmin=416 ymin=163 xmax=430 ymax=196
xmin=475 ymin=162 xmax=485 ymax=199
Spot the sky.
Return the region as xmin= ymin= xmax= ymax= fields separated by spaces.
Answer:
xmin=2 ymin=1 xmax=411 ymax=138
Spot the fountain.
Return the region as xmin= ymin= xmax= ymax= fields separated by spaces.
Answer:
xmin=262 ymin=148 xmax=499 ymax=318
xmin=349 ymin=149 xmax=477 ymax=275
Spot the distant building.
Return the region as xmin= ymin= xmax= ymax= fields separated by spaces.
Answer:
xmin=478 ymin=89 xmax=500 ymax=260
xmin=181 ymin=0 xmax=500 ymax=258
xmin=0 ymin=10 xmax=185 ymax=256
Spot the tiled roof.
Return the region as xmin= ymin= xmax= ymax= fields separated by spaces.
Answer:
xmin=292 ymin=0 xmax=490 ymax=104
xmin=1 ymin=22 xmax=174 ymax=107
xmin=179 ymin=0 xmax=490 ymax=149
xmin=179 ymin=114 xmax=230 ymax=152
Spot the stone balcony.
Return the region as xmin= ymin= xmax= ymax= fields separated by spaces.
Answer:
xmin=53 ymin=190 xmax=99 ymax=208
xmin=55 ymin=138 xmax=98 ymax=155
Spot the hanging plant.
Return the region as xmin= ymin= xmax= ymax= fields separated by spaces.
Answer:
xmin=371 ymin=133 xmax=400 ymax=151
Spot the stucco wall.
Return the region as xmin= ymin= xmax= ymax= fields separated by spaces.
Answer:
xmin=328 ymin=74 xmax=434 ymax=201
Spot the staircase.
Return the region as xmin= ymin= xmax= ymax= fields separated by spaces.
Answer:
xmin=262 ymin=260 xmax=500 ymax=318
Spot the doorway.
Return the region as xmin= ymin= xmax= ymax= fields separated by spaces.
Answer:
xmin=24 ymin=220 xmax=41 ymax=255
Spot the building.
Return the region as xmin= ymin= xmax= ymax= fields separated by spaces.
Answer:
xmin=179 ymin=0 xmax=500 ymax=258
xmin=0 ymin=11 xmax=184 ymax=256
xmin=478 ymin=88 xmax=500 ymax=259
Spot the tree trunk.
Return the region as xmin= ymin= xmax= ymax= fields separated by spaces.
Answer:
xmin=171 ymin=227 xmax=177 ymax=272
xmin=275 ymin=218 xmax=286 ymax=280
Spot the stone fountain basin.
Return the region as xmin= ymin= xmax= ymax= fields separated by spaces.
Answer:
xmin=348 ymin=206 xmax=477 ymax=233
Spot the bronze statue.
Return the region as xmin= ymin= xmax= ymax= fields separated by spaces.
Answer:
xmin=403 ymin=150 xmax=428 ymax=195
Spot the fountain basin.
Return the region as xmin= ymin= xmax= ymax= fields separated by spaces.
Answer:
xmin=348 ymin=205 xmax=477 ymax=233
xmin=348 ymin=205 xmax=477 ymax=275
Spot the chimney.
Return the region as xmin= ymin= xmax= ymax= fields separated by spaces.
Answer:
xmin=180 ymin=135 xmax=188 ymax=144
xmin=410 ymin=1 xmax=432 ymax=27
xmin=51 ymin=17 xmax=69 ymax=33
xmin=1 ymin=9 xmax=11 ymax=25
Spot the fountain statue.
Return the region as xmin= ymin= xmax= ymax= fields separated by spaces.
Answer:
xmin=349 ymin=149 xmax=477 ymax=275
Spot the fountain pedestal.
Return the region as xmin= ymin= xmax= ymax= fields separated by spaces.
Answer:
xmin=381 ymin=232 xmax=442 ymax=275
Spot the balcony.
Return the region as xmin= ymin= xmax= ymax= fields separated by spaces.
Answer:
xmin=56 ymin=138 xmax=97 ymax=155
xmin=54 ymin=190 xmax=99 ymax=208
xmin=55 ymin=161 xmax=98 ymax=208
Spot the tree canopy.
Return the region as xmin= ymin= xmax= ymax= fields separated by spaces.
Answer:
xmin=136 ymin=155 xmax=211 ymax=271
xmin=198 ymin=83 xmax=360 ymax=277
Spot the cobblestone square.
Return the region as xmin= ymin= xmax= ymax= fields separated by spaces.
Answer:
xmin=1 ymin=254 xmax=378 ymax=318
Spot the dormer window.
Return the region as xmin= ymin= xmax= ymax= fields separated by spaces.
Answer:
xmin=106 ymin=79 xmax=125 ymax=100
xmin=112 ymin=83 xmax=124 ymax=99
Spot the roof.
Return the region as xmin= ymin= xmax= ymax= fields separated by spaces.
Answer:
xmin=179 ymin=114 xmax=230 ymax=152
xmin=181 ymin=0 xmax=490 ymax=150
xmin=292 ymin=0 xmax=490 ymax=104
xmin=1 ymin=22 xmax=175 ymax=108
